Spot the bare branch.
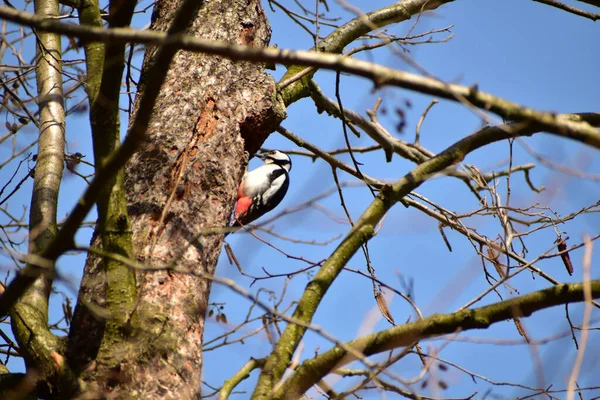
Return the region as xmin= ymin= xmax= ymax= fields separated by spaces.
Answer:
xmin=566 ymin=236 xmax=593 ymax=400
xmin=532 ymin=0 xmax=600 ymax=20
xmin=0 ymin=5 xmax=598 ymax=146
xmin=279 ymin=0 xmax=455 ymax=105
xmin=576 ymin=0 xmax=600 ymax=7
xmin=218 ymin=358 xmax=266 ymax=400
xmin=275 ymin=280 xmax=600 ymax=399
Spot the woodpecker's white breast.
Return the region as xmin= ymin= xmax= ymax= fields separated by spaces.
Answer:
xmin=241 ymin=164 xmax=285 ymax=198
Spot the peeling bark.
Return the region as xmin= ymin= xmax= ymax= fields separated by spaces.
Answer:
xmin=70 ymin=0 xmax=285 ymax=397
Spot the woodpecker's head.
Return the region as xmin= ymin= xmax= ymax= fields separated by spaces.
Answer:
xmin=258 ymin=150 xmax=292 ymax=172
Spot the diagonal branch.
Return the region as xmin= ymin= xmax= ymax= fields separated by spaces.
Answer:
xmin=276 ymin=126 xmax=384 ymax=188
xmin=307 ymin=79 xmax=423 ymax=163
xmin=576 ymin=0 xmax=600 ymax=7
xmin=532 ymin=0 xmax=600 ymax=20
xmin=0 ymin=5 xmax=598 ymax=147
xmin=274 ymin=280 xmax=600 ymax=399
xmin=252 ymin=116 xmax=600 ymax=398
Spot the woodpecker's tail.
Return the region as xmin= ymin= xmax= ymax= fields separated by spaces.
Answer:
xmin=223 ymin=220 xmax=243 ymax=238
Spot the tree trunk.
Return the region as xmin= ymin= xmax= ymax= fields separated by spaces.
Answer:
xmin=67 ymin=0 xmax=285 ymax=397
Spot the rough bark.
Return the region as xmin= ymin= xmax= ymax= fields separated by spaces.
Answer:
xmin=69 ymin=0 xmax=285 ymax=397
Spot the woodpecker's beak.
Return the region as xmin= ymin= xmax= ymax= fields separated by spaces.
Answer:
xmin=256 ymin=152 xmax=268 ymax=160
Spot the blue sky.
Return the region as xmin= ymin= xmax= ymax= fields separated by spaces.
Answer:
xmin=0 ymin=0 xmax=599 ymax=398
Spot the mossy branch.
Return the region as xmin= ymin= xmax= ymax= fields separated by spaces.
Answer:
xmin=274 ymin=280 xmax=600 ymax=399
xmin=218 ymin=358 xmax=266 ymax=400
xmin=77 ymin=0 xmax=138 ymax=358
xmin=252 ymin=117 xmax=600 ymax=398
xmin=10 ymin=303 xmax=73 ymax=394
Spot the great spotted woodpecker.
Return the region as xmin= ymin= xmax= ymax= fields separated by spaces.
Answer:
xmin=227 ymin=150 xmax=292 ymax=235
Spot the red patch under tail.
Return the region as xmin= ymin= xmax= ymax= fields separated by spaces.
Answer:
xmin=235 ymin=196 xmax=253 ymax=220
